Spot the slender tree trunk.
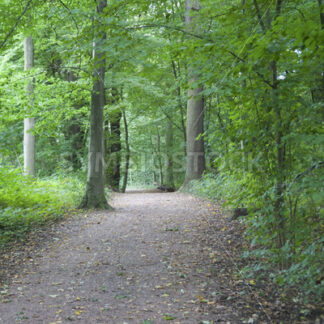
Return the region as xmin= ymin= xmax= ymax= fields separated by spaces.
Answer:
xmin=319 ymin=0 xmax=324 ymax=27
xmin=171 ymin=60 xmax=186 ymax=154
xmin=121 ymin=109 xmax=130 ymax=193
xmin=80 ymin=0 xmax=110 ymax=209
xmin=24 ymin=36 xmax=35 ymax=177
xmin=106 ymin=86 xmax=122 ymax=191
xmin=252 ymin=0 xmax=287 ymax=255
xmin=156 ymin=126 xmax=164 ymax=185
xmin=153 ymin=171 xmax=157 ymax=184
xmin=105 ymin=83 xmax=122 ymax=191
xmin=182 ymin=0 xmax=205 ymax=187
xmin=65 ymin=71 xmax=84 ymax=170
xmin=150 ymin=135 xmax=159 ymax=185
xmin=108 ymin=110 xmax=122 ymax=190
xmin=271 ymin=60 xmax=286 ymax=254
xmin=312 ymin=0 xmax=324 ymax=111
xmin=165 ymin=118 xmax=175 ymax=189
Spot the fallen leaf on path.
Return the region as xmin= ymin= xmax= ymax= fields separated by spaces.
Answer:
xmin=197 ymin=295 xmax=208 ymax=303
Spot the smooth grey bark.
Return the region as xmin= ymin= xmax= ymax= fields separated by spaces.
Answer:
xmin=182 ymin=0 xmax=205 ymax=187
xmin=24 ymin=36 xmax=35 ymax=177
xmin=80 ymin=0 xmax=110 ymax=209
xmin=165 ymin=118 xmax=175 ymax=189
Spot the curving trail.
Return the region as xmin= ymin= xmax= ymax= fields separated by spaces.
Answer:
xmin=0 ymin=191 xmax=277 ymax=323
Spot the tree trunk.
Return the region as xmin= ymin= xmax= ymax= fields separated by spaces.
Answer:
xmin=80 ymin=0 xmax=110 ymax=209
xmin=24 ymin=36 xmax=35 ymax=177
xmin=121 ymin=109 xmax=130 ymax=193
xmin=65 ymin=71 xmax=84 ymax=170
xmin=171 ymin=60 xmax=186 ymax=154
xmin=182 ymin=0 xmax=205 ymax=187
xmin=271 ymin=60 xmax=286 ymax=254
xmin=150 ymin=135 xmax=159 ymax=185
xmin=107 ymin=110 xmax=122 ymax=190
xmin=106 ymin=87 xmax=122 ymax=191
xmin=318 ymin=0 xmax=324 ymax=28
xmin=156 ymin=126 xmax=164 ymax=185
xmin=165 ymin=118 xmax=175 ymax=189
xmin=312 ymin=0 xmax=324 ymax=110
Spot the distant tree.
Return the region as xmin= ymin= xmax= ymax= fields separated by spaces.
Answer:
xmin=165 ymin=118 xmax=175 ymax=190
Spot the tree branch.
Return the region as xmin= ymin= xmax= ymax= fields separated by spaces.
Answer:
xmin=56 ymin=0 xmax=79 ymax=33
xmin=294 ymin=161 xmax=324 ymax=181
xmin=0 ymin=0 xmax=33 ymax=50
xmin=128 ymin=23 xmax=204 ymax=40
xmin=253 ymin=0 xmax=266 ymax=31
xmin=227 ymin=50 xmax=275 ymax=89
xmin=129 ymin=23 xmax=275 ymax=89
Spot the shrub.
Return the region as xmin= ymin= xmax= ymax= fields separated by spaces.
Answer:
xmin=0 ymin=166 xmax=84 ymax=245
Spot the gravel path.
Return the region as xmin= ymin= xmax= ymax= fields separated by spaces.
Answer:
xmin=0 ymin=191 xmax=302 ymax=323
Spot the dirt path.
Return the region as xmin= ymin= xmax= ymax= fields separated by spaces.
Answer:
xmin=0 ymin=191 xmax=301 ymax=323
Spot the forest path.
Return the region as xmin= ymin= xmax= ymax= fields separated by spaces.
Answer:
xmin=0 ymin=191 xmax=270 ymax=323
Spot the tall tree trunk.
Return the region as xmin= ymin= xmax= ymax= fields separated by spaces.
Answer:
xmin=80 ymin=0 xmax=110 ymax=209
xmin=24 ymin=36 xmax=35 ymax=177
xmin=121 ymin=109 xmax=130 ymax=193
xmin=165 ymin=118 xmax=175 ymax=189
xmin=182 ymin=0 xmax=205 ymax=187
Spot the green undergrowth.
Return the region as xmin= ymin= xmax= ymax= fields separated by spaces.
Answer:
xmin=186 ymin=171 xmax=324 ymax=306
xmin=184 ymin=172 xmax=235 ymax=204
xmin=0 ymin=166 xmax=84 ymax=245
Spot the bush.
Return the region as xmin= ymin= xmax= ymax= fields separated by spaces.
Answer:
xmin=0 ymin=166 xmax=84 ymax=245
xmin=187 ymin=170 xmax=324 ymax=303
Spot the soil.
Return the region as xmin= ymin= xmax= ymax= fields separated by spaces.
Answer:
xmin=0 ymin=191 xmax=322 ymax=323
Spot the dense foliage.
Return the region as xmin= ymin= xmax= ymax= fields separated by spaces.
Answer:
xmin=0 ymin=166 xmax=84 ymax=244
xmin=0 ymin=0 xmax=323 ymax=305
